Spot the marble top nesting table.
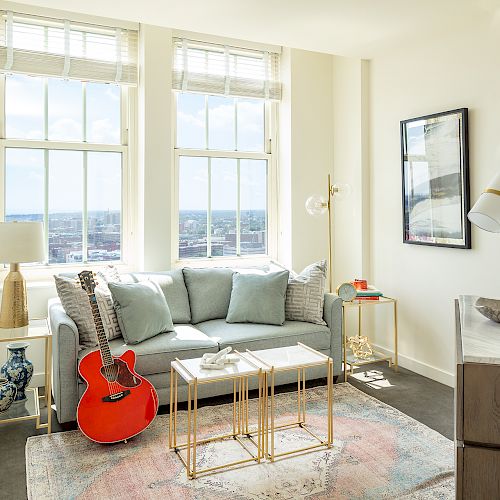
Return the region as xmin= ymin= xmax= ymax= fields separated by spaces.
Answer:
xmin=459 ymin=295 xmax=500 ymax=365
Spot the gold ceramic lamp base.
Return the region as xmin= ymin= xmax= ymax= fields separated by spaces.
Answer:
xmin=0 ymin=263 xmax=28 ymax=328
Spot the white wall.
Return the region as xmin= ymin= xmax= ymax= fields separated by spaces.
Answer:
xmin=332 ymin=56 xmax=370 ymax=286
xmin=278 ymin=49 xmax=334 ymax=277
xmin=366 ymin=18 xmax=500 ymax=386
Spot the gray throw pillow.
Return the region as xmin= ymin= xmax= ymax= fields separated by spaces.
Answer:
xmin=285 ymin=260 xmax=327 ymax=325
xmin=108 ymin=281 xmax=174 ymax=345
xmin=226 ymin=270 xmax=289 ymax=326
xmin=54 ymin=275 xmax=122 ymax=347
xmin=183 ymin=268 xmax=234 ymax=324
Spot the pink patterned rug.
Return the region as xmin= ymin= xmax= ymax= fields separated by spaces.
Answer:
xmin=26 ymin=383 xmax=454 ymax=499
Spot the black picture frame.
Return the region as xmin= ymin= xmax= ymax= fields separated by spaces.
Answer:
xmin=401 ymin=108 xmax=470 ymax=249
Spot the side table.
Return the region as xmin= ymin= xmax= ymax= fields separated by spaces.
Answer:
xmin=170 ymin=353 xmax=264 ymax=479
xmin=0 ymin=319 xmax=52 ymax=434
xmin=342 ymin=297 xmax=398 ymax=382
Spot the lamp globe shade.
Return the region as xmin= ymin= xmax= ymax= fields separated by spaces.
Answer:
xmin=468 ymin=172 xmax=500 ymax=233
xmin=0 ymin=222 xmax=45 ymax=263
xmin=305 ymin=194 xmax=328 ymax=216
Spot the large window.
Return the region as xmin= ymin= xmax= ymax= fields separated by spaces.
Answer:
xmin=0 ymin=10 xmax=137 ymax=266
xmin=1 ymin=73 xmax=127 ymax=264
xmin=175 ymin=92 xmax=272 ymax=259
xmin=173 ymin=37 xmax=280 ymax=261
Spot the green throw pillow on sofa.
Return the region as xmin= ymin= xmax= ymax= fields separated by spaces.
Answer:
xmin=226 ymin=270 xmax=289 ymax=326
xmin=108 ymin=281 xmax=174 ymax=344
xmin=183 ymin=267 xmax=234 ymax=324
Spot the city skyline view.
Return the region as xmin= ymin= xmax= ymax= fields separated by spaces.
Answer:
xmin=4 ymin=76 xmax=269 ymax=263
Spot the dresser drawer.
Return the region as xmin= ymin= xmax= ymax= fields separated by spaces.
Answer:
xmin=462 ymin=445 xmax=500 ymax=499
xmin=463 ymin=363 xmax=500 ymax=446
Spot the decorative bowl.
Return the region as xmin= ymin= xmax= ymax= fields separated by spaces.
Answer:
xmin=475 ymin=297 xmax=500 ymax=323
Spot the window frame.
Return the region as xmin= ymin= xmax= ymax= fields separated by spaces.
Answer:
xmin=0 ymin=73 xmax=135 ymax=268
xmin=172 ymin=91 xmax=278 ymax=264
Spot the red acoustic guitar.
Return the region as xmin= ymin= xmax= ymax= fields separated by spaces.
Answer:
xmin=77 ymin=271 xmax=159 ymax=443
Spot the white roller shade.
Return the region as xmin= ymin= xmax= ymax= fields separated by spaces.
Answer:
xmin=173 ymin=37 xmax=281 ymax=100
xmin=0 ymin=10 xmax=138 ymax=85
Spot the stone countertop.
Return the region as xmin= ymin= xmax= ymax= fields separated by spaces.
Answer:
xmin=459 ymin=295 xmax=500 ymax=364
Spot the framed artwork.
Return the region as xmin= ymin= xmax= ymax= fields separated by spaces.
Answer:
xmin=401 ymin=108 xmax=470 ymax=248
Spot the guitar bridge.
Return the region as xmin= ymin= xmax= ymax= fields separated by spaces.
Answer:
xmin=102 ymin=390 xmax=131 ymax=403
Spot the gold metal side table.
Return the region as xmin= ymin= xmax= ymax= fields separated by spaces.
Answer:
xmin=0 ymin=318 xmax=52 ymax=434
xmin=342 ymin=296 xmax=398 ymax=382
xmin=170 ymin=353 xmax=265 ymax=479
xmin=245 ymin=342 xmax=334 ymax=462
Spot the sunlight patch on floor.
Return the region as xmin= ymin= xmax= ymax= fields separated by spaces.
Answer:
xmin=350 ymin=370 xmax=395 ymax=390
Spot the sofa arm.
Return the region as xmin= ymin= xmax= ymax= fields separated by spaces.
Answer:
xmin=48 ymin=299 xmax=80 ymax=424
xmin=323 ymin=293 xmax=343 ymax=377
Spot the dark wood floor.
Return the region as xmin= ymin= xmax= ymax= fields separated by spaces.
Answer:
xmin=0 ymin=362 xmax=453 ymax=500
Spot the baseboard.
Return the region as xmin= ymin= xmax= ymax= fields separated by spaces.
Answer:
xmin=371 ymin=343 xmax=454 ymax=388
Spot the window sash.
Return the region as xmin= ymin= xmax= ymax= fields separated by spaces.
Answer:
xmin=0 ymin=10 xmax=138 ymax=85
xmin=172 ymin=37 xmax=281 ymax=100
xmin=173 ymin=89 xmax=274 ymax=261
xmin=0 ymin=74 xmax=132 ymax=266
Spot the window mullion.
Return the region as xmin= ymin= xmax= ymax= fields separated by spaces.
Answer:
xmin=43 ymin=78 xmax=48 ymax=141
xmin=83 ymin=82 xmax=87 ymax=143
xmin=205 ymin=95 xmax=209 ymax=150
xmin=234 ymin=98 xmax=238 ymax=151
xmin=43 ymin=149 xmax=49 ymax=264
xmin=237 ymin=158 xmax=241 ymax=256
xmin=82 ymin=151 xmax=88 ymax=263
xmin=207 ymin=157 xmax=212 ymax=258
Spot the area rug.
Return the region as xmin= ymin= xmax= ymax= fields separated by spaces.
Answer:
xmin=26 ymin=383 xmax=454 ymax=499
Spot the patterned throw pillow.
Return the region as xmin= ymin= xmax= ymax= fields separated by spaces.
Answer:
xmin=285 ymin=260 xmax=327 ymax=325
xmin=54 ymin=274 xmax=122 ymax=347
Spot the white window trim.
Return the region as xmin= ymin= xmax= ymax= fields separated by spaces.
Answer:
xmin=0 ymin=73 xmax=136 ymax=277
xmin=171 ymin=92 xmax=278 ymax=265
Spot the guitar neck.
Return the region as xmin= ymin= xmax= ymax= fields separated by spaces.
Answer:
xmin=89 ymin=294 xmax=113 ymax=366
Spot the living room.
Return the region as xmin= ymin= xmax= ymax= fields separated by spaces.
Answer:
xmin=0 ymin=0 xmax=499 ymax=498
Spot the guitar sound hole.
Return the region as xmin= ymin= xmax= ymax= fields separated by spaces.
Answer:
xmin=100 ymin=363 xmax=119 ymax=382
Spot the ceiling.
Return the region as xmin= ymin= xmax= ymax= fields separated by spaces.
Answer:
xmin=7 ymin=0 xmax=500 ymax=57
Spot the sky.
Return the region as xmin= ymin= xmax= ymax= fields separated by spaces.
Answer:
xmin=5 ymin=74 xmax=266 ymax=215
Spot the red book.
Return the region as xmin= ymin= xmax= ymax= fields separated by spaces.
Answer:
xmin=356 ymin=296 xmax=380 ymax=301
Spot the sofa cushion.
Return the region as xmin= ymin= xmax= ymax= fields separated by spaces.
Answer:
xmin=78 ymin=325 xmax=218 ymax=376
xmin=122 ymin=270 xmax=191 ymax=324
xmin=226 ymin=270 xmax=289 ymax=326
xmin=196 ymin=319 xmax=331 ymax=352
xmin=183 ymin=268 xmax=234 ymax=324
xmin=285 ymin=260 xmax=327 ymax=326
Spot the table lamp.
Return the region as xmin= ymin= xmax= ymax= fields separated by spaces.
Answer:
xmin=468 ymin=172 xmax=500 ymax=232
xmin=0 ymin=222 xmax=45 ymax=328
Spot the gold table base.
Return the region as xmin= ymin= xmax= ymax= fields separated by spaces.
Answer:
xmin=258 ymin=355 xmax=334 ymax=462
xmin=169 ymin=367 xmax=265 ymax=479
xmin=169 ymin=346 xmax=334 ymax=478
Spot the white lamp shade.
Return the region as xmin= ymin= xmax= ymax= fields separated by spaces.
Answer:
xmin=0 ymin=222 xmax=46 ymax=263
xmin=468 ymin=172 xmax=500 ymax=233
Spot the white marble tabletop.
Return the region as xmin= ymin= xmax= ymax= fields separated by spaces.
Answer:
xmin=459 ymin=295 xmax=500 ymax=364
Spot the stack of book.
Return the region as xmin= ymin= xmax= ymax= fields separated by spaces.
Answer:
xmin=352 ymin=281 xmax=383 ymax=301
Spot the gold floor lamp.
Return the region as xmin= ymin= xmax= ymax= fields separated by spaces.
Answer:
xmin=0 ymin=221 xmax=45 ymax=329
xmin=305 ymin=174 xmax=350 ymax=292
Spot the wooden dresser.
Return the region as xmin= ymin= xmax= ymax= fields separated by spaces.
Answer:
xmin=455 ymin=296 xmax=500 ymax=499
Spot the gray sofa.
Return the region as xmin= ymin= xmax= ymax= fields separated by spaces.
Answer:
xmin=49 ymin=268 xmax=343 ymax=424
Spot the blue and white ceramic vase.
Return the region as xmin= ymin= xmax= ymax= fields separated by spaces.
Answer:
xmin=0 ymin=377 xmax=17 ymax=412
xmin=1 ymin=342 xmax=33 ymax=402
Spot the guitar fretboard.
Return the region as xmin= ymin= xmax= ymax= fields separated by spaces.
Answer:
xmin=89 ymin=296 xmax=113 ymax=367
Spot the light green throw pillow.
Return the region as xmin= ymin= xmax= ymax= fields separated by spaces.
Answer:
xmin=108 ymin=281 xmax=174 ymax=345
xmin=226 ymin=270 xmax=289 ymax=326
xmin=183 ymin=268 xmax=234 ymax=324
